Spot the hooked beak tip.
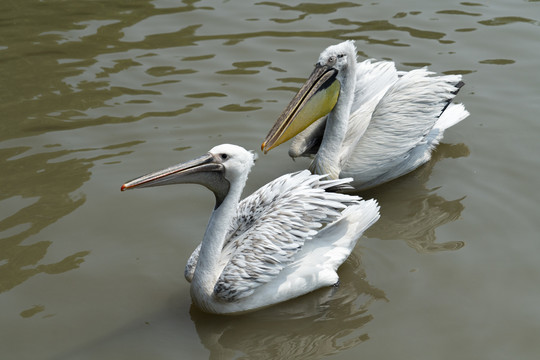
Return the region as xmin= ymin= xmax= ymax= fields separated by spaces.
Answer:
xmin=120 ymin=184 xmax=128 ymax=191
xmin=261 ymin=142 xmax=269 ymax=154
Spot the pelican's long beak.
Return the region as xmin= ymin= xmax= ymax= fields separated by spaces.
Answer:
xmin=121 ymin=153 xmax=224 ymax=191
xmin=261 ymin=64 xmax=340 ymax=153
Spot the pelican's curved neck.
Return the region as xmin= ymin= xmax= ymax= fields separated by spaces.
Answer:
xmin=312 ymin=58 xmax=356 ymax=179
xmin=190 ymin=169 xmax=248 ymax=309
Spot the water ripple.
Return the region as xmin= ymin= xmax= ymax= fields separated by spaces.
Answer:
xmin=478 ymin=16 xmax=539 ymax=26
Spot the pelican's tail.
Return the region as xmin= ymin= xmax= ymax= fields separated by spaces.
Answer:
xmin=340 ymin=199 xmax=381 ymax=236
xmin=434 ymin=102 xmax=470 ymax=132
xmin=318 ymin=198 xmax=380 ymax=272
xmin=289 ymin=197 xmax=379 ymax=293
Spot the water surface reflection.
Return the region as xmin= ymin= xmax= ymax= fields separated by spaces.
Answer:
xmin=0 ymin=147 xmax=90 ymax=293
xmin=0 ymin=142 xmax=134 ymax=294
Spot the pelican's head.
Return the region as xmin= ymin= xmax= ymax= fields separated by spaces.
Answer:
xmin=208 ymin=144 xmax=257 ymax=184
xmin=262 ymin=40 xmax=357 ymax=153
xmin=121 ymin=144 xmax=257 ymax=208
xmin=317 ymin=40 xmax=357 ymax=80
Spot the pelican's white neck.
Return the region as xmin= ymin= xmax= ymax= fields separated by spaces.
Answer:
xmin=190 ymin=167 xmax=249 ymax=310
xmin=312 ymin=57 xmax=357 ymax=178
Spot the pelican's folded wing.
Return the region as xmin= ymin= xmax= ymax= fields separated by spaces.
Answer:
xmin=213 ymin=170 xmax=361 ymax=302
xmin=343 ymin=69 xmax=464 ymax=184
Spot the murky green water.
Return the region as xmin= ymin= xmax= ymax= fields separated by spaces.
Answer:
xmin=1 ymin=0 xmax=539 ymax=359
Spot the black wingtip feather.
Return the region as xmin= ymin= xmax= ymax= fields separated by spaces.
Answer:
xmin=439 ymin=80 xmax=465 ymax=116
xmin=452 ymin=80 xmax=465 ymax=95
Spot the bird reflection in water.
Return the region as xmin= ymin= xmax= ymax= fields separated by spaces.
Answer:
xmin=190 ymin=251 xmax=386 ymax=360
xmin=363 ymin=142 xmax=469 ymax=253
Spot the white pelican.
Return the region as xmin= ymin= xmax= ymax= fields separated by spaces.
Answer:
xmin=262 ymin=40 xmax=469 ymax=190
xmin=121 ymin=144 xmax=380 ymax=314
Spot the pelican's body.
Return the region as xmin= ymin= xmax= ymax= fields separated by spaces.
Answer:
xmin=262 ymin=40 xmax=469 ymax=190
xmin=122 ymin=144 xmax=379 ymax=314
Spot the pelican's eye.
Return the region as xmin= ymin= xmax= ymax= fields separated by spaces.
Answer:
xmin=220 ymin=153 xmax=228 ymax=160
xmin=327 ymin=56 xmax=337 ymax=66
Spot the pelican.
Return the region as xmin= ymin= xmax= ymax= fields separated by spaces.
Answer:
xmin=121 ymin=144 xmax=380 ymax=314
xmin=262 ymin=40 xmax=469 ymax=190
